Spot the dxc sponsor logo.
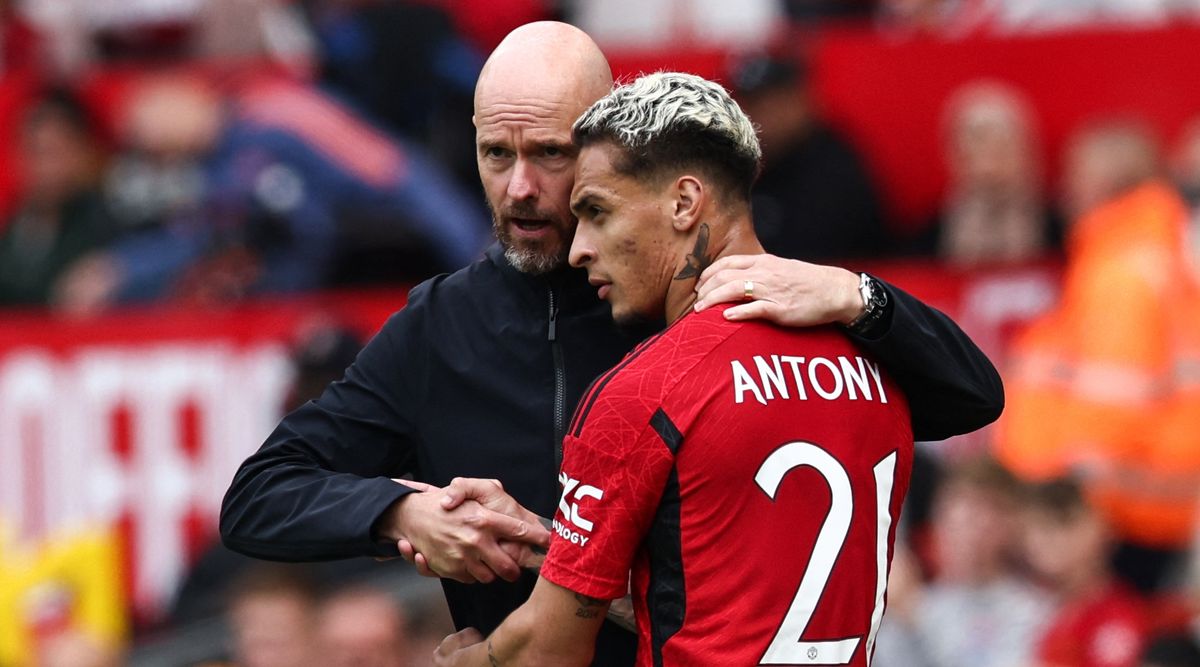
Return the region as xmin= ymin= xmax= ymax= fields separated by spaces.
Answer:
xmin=557 ymin=471 xmax=603 ymax=532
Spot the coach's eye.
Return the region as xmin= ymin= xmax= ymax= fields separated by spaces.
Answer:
xmin=544 ymin=146 xmax=562 ymax=157
xmin=484 ymin=146 xmax=510 ymax=159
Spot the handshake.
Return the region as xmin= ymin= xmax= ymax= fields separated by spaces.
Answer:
xmin=376 ymin=477 xmax=549 ymax=584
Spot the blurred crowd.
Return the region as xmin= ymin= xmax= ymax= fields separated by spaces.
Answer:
xmin=3 ymin=0 xmax=1200 ymax=314
xmin=4 ymin=1 xmax=1200 ymax=667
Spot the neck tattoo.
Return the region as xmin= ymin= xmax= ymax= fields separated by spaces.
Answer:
xmin=673 ymin=223 xmax=712 ymax=281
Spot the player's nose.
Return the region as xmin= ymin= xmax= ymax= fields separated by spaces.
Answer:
xmin=569 ymin=226 xmax=596 ymax=268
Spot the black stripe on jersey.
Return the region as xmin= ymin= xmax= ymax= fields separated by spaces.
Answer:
xmin=645 ymin=464 xmax=684 ymax=667
xmin=650 ymin=408 xmax=683 ymax=454
xmin=645 ymin=419 xmax=685 ymax=667
xmin=568 ymin=327 xmax=670 ymax=437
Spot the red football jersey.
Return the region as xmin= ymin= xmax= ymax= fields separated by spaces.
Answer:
xmin=540 ymin=306 xmax=914 ymax=666
xmin=1037 ymin=582 xmax=1148 ymax=667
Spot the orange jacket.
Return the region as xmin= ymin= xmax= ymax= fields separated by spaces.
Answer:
xmin=996 ymin=182 xmax=1200 ymax=547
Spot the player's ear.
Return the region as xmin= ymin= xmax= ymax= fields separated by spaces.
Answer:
xmin=671 ymin=175 xmax=704 ymax=232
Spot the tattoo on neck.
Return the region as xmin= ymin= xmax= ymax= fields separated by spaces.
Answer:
xmin=574 ymin=592 xmax=605 ymax=619
xmin=488 ymin=639 xmax=500 ymax=667
xmin=674 ymin=223 xmax=712 ymax=281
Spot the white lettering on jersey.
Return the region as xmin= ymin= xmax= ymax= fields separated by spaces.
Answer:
xmin=551 ymin=518 xmax=591 ymax=547
xmin=808 ymin=357 xmax=844 ymax=400
xmin=731 ymin=359 xmax=767 ymax=405
xmin=557 ymin=471 xmax=604 ymax=533
xmin=729 ymin=355 xmax=888 ymax=406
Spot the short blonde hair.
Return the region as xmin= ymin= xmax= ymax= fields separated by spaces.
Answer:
xmin=573 ymin=71 xmax=761 ymax=200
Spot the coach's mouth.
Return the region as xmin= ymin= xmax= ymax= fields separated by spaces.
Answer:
xmin=508 ymin=217 xmax=555 ymax=242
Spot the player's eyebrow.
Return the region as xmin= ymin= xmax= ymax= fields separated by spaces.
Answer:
xmin=570 ymin=190 xmax=602 ymax=216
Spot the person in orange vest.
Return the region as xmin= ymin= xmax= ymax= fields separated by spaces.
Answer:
xmin=996 ymin=120 xmax=1200 ymax=592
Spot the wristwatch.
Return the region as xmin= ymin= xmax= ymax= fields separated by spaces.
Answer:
xmin=845 ymin=273 xmax=889 ymax=336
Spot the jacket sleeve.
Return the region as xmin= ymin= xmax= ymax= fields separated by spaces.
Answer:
xmin=850 ymin=280 xmax=1005 ymax=442
xmin=219 ymin=307 xmax=424 ymax=561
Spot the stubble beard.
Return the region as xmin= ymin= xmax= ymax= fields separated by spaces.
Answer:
xmin=490 ymin=201 xmax=573 ymax=275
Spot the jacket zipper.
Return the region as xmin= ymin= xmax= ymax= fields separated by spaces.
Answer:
xmin=548 ymin=287 xmax=566 ymax=471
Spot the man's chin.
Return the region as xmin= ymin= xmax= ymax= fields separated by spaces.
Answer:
xmin=612 ymin=308 xmax=665 ymax=334
xmin=502 ymin=240 xmax=568 ymax=275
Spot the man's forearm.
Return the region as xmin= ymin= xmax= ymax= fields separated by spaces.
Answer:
xmin=854 ymin=280 xmax=1004 ymax=440
xmin=220 ymin=431 xmax=413 ymax=560
xmin=446 ymin=607 xmax=594 ymax=667
xmin=435 ymin=579 xmax=606 ymax=667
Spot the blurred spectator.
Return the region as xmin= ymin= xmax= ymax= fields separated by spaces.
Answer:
xmin=570 ymin=0 xmax=783 ymax=48
xmin=1170 ymin=116 xmax=1200 ymax=265
xmin=16 ymin=0 xmax=314 ymax=78
xmin=317 ymin=587 xmax=410 ymax=667
xmin=195 ymin=0 xmax=316 ymax=74
xmin=783 ymin=0 xmax=878 ymax=23
xmin=226 ymin=564 xmax=319 ymax=667
xmin=915 ymin=81 xmax=1064 ymax=266
xmin=1023 ymin=477 xmax=1149 ymax=667
xmin=168 ymin=320 xmax=368 ymax=629
xmin=425 ymin=0 xmax=551 ymax=54
xmin=285 ymin=318 xmax=364 ymax=412
xmin=405 ymin=594 xmax=456 ymax=667
xmin=1 ymin=0 xmax=41 ymax=75
xmin=997 ymin=121 xmax=1200 ymax=591
xmin=40 ymin=630 xmax=124 ymax=667
xmin=302 ymin=0 xmax=482 ymax=190
xmin=877 ymin=0 xmax=989 ymax=36
xmin=1140 ymin=634 xmax=1200 ymax=667
xmin=0 ymin=90 xmax=117 ymax=307
xmin=983 ymin=0 xmax=1182 ymax=34
xmin=731 ymin=53 xmax=891 ymax=262
xmin=874 ymin=457 xmax=1052 ymax=667
xmin=876 ymin=0 xmax=1200 ymax=36
xmin=57 ymin=74 xmax=490 ymax=313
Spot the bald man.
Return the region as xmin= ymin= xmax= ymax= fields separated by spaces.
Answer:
xmin=222 ymin=22 xmax=1002 ymax=667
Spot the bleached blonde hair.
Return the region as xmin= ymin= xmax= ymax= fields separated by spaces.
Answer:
xmin=573 ymin=71 xmax=762 ymax=199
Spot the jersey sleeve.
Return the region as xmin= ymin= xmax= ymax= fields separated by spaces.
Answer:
xmin=540 ymin=388 xmax=676 ymax=601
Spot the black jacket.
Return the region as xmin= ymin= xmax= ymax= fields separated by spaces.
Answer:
xmin=220 ymin=243 xmax=1003 ymax=665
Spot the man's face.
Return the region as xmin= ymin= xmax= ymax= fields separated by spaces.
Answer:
xmin=475 ymin=96 xmax=580 ymax=274
xmin=568 ymin=143 xmax=677 ymax=326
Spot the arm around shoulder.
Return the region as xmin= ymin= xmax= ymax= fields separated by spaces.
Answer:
xmin=693 ymin=254 xmax=1003 ymax=441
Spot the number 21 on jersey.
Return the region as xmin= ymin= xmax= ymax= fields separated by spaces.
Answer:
xmin=755 ymin=441 xmax=899 ymax=666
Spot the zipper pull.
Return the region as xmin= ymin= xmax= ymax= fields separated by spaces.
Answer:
xmin=548 ymin=291 xmax=558 ymax=341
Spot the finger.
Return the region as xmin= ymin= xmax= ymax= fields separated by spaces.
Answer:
xmin=440 ymin=490 xmax=464 ymax=510
xmin=697 ymin=254 xmax=757 ymax=287
xmin=472 ymin=533 xmax=526 ymax=581
xmin=721 ymin=300 xmax=779 ymax=323
xmin=436 ymin=627 xmax=482 ymax=655
xmin=414 ymin=552 xmax=437 ymax=577
xmin=483 ymin=510 xmax=551 ymax=548
xmin=398 ymin=539 xmax=417 ymax=565
xmin=465 ymin=556 xmax=499 ymax=584
xmin=442 ymin=477 xmax=488 ymax=509
xmin=445 ymin=477 xmax=504 ymax=505
xmin=453 ymin=627 xmax=485 ymax=647
xmin=695 ymin=275 xmax=756 ymax=312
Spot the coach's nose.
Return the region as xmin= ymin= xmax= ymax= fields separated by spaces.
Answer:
xmin=506 ymin=157 xmax=540 ymax=203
